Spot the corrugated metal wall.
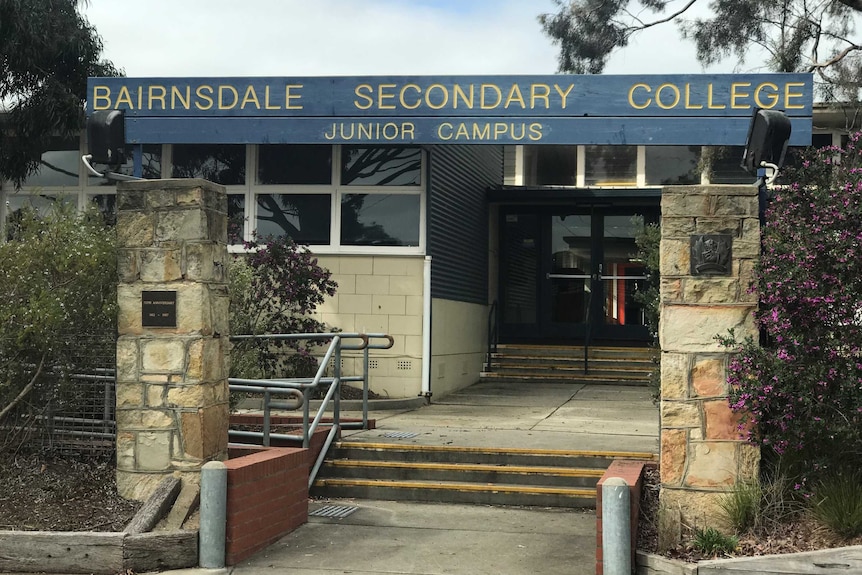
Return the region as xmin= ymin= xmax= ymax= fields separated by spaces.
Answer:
xmin=427 ymin=145 xmax=504 ymax=304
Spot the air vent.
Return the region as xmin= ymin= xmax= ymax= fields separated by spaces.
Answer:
xmin=396 ymin=360 xmax=412 ymax=371
xmin=369 ymin=359 xmax=379 ymax=369
xmin=310 ymin=505 xmax=358 ymax=519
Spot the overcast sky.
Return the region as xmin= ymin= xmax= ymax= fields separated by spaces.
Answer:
xmin=82 ymin=0 xmax=748 ymax=78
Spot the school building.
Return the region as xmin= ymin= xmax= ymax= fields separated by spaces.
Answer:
xmin=1 ymin=74 xmax=832 ymax=399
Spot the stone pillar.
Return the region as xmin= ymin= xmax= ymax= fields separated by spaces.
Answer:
xmin=115 ymin=179 xmax=230 ymax=501
xmin=658 ymin=185 xmax=761 ymax=538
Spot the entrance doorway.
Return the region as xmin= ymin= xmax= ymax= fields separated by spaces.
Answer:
xmin=499 ymin=205 xmax=658 ymax=344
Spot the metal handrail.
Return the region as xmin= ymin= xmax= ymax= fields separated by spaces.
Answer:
xmin=227 ymin=331 xmax=393 ymax=489
xmin=486 ymin=300 xmax=499 ymax=371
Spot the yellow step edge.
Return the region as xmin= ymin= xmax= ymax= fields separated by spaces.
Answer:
xmin=336 ymin=441 xmax=658 ymax=461
xmin=324 ymin=459 xmax=607 ymax=477
xmin=315 ymin=478 xmax=595 ymax=497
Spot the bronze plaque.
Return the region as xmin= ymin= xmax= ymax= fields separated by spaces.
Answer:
xmin=690 ymin=234 xmax=732 ymax=276
xmin=142 ymin=290 xmax=177 ymax=327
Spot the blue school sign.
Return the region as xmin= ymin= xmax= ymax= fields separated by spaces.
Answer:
xmin=87 ymin=74 xmax=813 ymax=146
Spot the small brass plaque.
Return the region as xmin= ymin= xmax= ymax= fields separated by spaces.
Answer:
xmin=142 ymin=290 xmax=177 ymax=327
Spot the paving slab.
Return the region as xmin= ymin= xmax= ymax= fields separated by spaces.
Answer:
xmin=231 ymin=500 xmax=596 ymax=575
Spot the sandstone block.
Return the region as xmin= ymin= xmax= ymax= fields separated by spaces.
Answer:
xmin=142 ymin=339 xmax=185 ymax=372
xmin=660 ymin=429 xmax=687 ymax=486
xmin=660 ymin=238 xmax=691 ymax=276
xmin=661 ymin=400 xmax=700 ymax=428
xmin=117 ymin=211 xmax=154 ymax=247
xmin=660 ymin=352 xmax=689 ymax=399
xmin=139 ymin=248 xmax=182 ymax=283
xmin=683 ymin=278 xmax=740 ymax=304
xmin=685 ymin=441 xmax=737 ymax=488
xmin=692 ymin=357 xmax=726 ymax=397
xmin=137 ymin=431 xmax=173 ymax=471
xmin=659 ymin=304 xmax=756 ymax=353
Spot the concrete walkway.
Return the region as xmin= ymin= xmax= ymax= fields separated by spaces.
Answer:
xmin=220 ymin=381 xmax=658 ymax=575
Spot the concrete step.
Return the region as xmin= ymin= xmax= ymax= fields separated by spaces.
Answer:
xmin=311 ymin=441 xmax=656 ymax=508
xmin=485 ymin=363 xmax=652 ymax=379
xmin=320 ymin=459 xmax=605 ymax=488
xmin=312 ymin=478 xmax=598 ymax=508
xmin=491 ymin=354 xmax=654 ymax=368
xmin=494 ymin=344 xmax=654 ymax=361
xmin=478 ymin=373 xmax=649 ymax=386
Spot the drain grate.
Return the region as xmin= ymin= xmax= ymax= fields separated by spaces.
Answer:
xmin=382 ymin=431 xmax=419 ymax=439
xmin=309 ymin=505 xmax=359 ymax=519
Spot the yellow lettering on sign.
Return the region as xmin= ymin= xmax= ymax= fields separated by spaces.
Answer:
xmin=426 ymin=84 xmax=449 ymax=110
xmin=378 ymin=83 xmax=397 ymax=110
xmin=285 ymin=85 xmax=303 ymax=110
xmin=785 ymin=82 xmax=805 ymax=109
xmin=656 ymin=83 xmax=680 ymax=110
xmin=264 ymin=86 xmax=280 ymax=110
xmin=195 ymin=85 xmax=214 ymax=110
xmin=684 ymin=84 xmax=703 ymax=109
xmin=480 ymin=84 xmax=502 ymax=109
xmin=93 ymin=86 xmax=111 ymax=110
xmin=554 ymin=84 xmax=574 ymax=109
xmin=114 ymin=86 xmax=133 ymax=109
xmin=453 ymin=84 xmax=474 ymax=109
xmin=529 ymin=123 xmax=542 ymax=141
xmin=437 ymin=122 xmax=454 ymax=140
xmin=171 ymin=86 xmax=190 ymax=110
xmin=218 ymin=85 xmax=238 ymax=109
xmin=241 ymin=86 xmax=261 ymax=110
xmin=730 ymin=82 xmax=751 ymax=109
xmin=628 ymin=84 xmax=651 ymax=109
xmin=707 ymin=84 xmax=726 ymax=109
xmin=754 ymin=83 xmax=779 ymax=108
xmin=531 ymin=84 xmax=550 ymax=109
xmin=473 ymin=123 xmax=490 ymax=139
xmin=400 ymin=84 xmax=422 ymax=109
xmin=504 ymin=85 xmax=526 ymax=109
xmin=147 ymin=86 xmax=166 ymax=110
xmin=354 ymin=84 xmax=373 ymax=110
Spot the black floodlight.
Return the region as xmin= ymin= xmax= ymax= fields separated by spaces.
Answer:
xmin=87 ymin=110 xmax=126 ymax=165
xmin=741 ymin=108 xmax=792 ymax=175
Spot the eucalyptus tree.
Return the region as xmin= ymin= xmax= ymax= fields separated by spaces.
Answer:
xmin=540 ymin=0 xmax=862 ymax=123
xmin=0 ymin=0 xmax=120 ymax=187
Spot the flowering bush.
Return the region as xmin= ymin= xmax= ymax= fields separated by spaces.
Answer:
xmin=228 ymin=235 xmax=338 ymax=380
xmin=725 ymin=133 xmax=862 ymax=473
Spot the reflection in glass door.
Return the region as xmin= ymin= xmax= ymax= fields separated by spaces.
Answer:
xmin=549 ymin=214 xmax=591 ymax=326
xmin=499 ymin=207 xmax=656 ymax=343
xmin=600 ymin=215 xmax=649 ymax=334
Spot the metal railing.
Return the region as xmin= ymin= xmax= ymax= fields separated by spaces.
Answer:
xmin=227 ymin=332 xmax=394 ymax=488
xmin=485 ymin=300 xmax=499 ymax=371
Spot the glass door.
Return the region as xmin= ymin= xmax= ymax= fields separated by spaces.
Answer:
xmin=499 ymin=206 xmax=656 ymax=343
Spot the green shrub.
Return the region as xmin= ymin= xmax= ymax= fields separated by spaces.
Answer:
xmin=810 ymin=472 xmax=862 ymax=538
xmin=720 ymin=480 xmax=762 ymax=533
xmin=691 ymin=527 xmax=738 ymax=557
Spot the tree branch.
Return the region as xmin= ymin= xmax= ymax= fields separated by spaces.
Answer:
xmin=807 ymin=43 xmax=862 ymax=72
xmin=624 ymin=0 xmax=700 ymax=33
xmin=0 ymin=354 xmax=47 ymax=422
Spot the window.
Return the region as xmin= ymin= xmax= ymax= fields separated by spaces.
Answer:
xmin=341 ymin=147 xmax=421 ymax=186
xmin=88 ymin=144 xmax=162 ymax=185
xmin=228 ymin=194 xmax=246 ymax=244
xmin=584 ymin=145 xmax=637 ymax=186
xmin=256 ymin=193 xmax=331 ymax=245
xmin=341 ymin=194 xmax=420 ymax=246
xmin=258 ymin=145 xmax=331 ymax=184
xmin=172 ymin=144 xmax=245 ymax=185
xmin=21 ymin=137 xmax=80 ymax=188
xmin=706 ymin=146 xmax=751 ymax=184
xmin=645 ymin=146 xmax=701 ymax=185
xmin=525 ymin=145 xmax=577 ymax=186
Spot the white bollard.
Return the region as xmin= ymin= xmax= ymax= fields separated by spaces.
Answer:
xmin=200 ymin=460 xmax=227 ymax=569
xmin=602 ymin=477 xmax=631 ymax=575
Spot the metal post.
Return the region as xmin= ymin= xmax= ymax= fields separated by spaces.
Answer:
xmin=602 ymin=477 xmax=631 ymax=575
xmin=200 ymin=461 xmax=227 ymax=569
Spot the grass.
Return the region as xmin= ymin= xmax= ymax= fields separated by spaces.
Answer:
xmin=691 ymin=527 xmax=738 ymax=557
xmin=810 ymin=471 xmax=862 ymax=538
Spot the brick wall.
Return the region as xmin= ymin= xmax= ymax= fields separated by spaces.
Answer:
xmin=595 ymin=460 xmax=648 ymax=575
xmin=224 ymin=447 xmax=309 ymax=565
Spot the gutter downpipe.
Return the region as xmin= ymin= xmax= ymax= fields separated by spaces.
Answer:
xmin=421 ymin=255 xmax=432 ymax=400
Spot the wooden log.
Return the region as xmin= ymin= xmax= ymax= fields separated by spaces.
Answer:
xmin=124 ymin=530 xmax=198 ymax=572
xmin=0 ymin=531 xmax=124 ymax=574
xmin=124 ymin=475 xmax=181 ymax=534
